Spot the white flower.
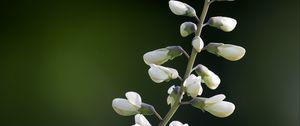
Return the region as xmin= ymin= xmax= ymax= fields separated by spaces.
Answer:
xmin=168 ymin=0 xmax=196 ymax=17
xmin=167 ymin=85 xmax=184 ymax=106
xmin=143 ymin=48 xmax=170 ymax=65
xmin=180 ymin=22 xmax=197 ymax=37
xmin=203 ymin=94 xmax=235 ymax=118
xmin=167 ymin=85 xmax=176 ymax=106
xmin=132 ymin=114 xmax=151 ymax=126
xmin=192 ymin=36 xmax=204 ymax=52
xmin=208 ymin=16 xmax=237 ymax=32
xmin=148 ymin=64 xmax=179 ymax=83
xmin=217 ymin=44 xmax=246 ymax=61
xmin=183 ymin=74 xmax=202 ymax=98
xmin=112 ymin=92 xmax=142 ymax=116
xmin=143 ymin=46 xmax=183 ymax=65
xmin=195 ymin=64 xmax=220 ymax=90
xmin=169 ymin=121 xmax=189 ymax=126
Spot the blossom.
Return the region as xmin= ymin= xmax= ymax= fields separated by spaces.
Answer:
xmin=183 ymin=74 xmax=202 ymax=98
xmin=195 ymin=64 xmax=221 ymax=90
xmin=208 ymin=16 xmax=237 ymax=32
xmin=143 ymin=46 xmax=183 ymax=65
xmin=148 ymin=64 xmax=179 ymax=83
xmin=203 ymin=94 xmax=235 ymax=118
xmin=112 ymin=92 xmax=142 ymax=116
xmin=132 ymin=114 xmax=151 ymax=126
xmin=169 ymin=121 xmax=189 ymax=126
xmin=217 ymin=44 xmax=246 ymax=61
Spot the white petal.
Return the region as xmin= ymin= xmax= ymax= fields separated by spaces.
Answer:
xmin=169 ymin=121 xmax=189 ymax=126
xmin=204 ymin=101 xmax=235 ymax=118
xmin=205 ymin=94 xmax=226 ymax=104
xmin=169 ymin=1 xmax=188 ymax=15
xmin=183 ymin=74 xmax=198 ymax=87
xmin=168 ymin=85 xmax=176 ymax=94
xmin=143 ymin=49 xmax=169 ymax=65
xmin=217 ymin=44 xmax=246 ymax=61
xmin=187 ymin=83 xmax=202 ymax=97
xmin=167 ymin=96 xmax=175 ymax=106
xmin=126 ymin=92 xmax=142 ymax=108
xmin=112 ymin=98 xmax=139 ymax=116
xmin=135 ymin=114 xmax=152 ymax=126
xmin=203 ymin=71 xmax=221 ymax=90
xmin=148 ymin=64 xmax=169 ymax=83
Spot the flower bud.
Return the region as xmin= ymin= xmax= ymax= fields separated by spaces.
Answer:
xmin=208 ymin=16 xmax=237 ymax=32
xmin=191 ymin=94 xmax=235 ymax=118
xmin=112 ymin=91 xmax=142 ymax=116
xmin=148 ymin=64 xmax=179 ymax=83
xmin=192 ymin=36 xmax=204 ymax=52
xmin=133 ymin=114 xmax=151 ymax=126
xmin=195 ymin=64 xmax=220 ymax=90
xmin=206 ymin=43 xmax=246 ymax=61
xmin=143 ymin=46 xmax=183 ymax=65
xmin=169 ymin=121 xmax=189 ymax=126
xmin=180 ymin=22 xmax=197 ymax=37
xmin=183 ymin=74 xmax=202 ymax=98
xmin=168 ymin=0 xmax=196 ymax=17
xmin=203 ymin=96 xmax=235 ymax=118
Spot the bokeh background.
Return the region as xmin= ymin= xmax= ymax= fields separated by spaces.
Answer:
xmin=0 ymin=0 xmax=299 ymax=126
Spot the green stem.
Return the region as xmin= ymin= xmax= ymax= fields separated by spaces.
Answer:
xmin=158 ymin=0 xmax=211 ymax=126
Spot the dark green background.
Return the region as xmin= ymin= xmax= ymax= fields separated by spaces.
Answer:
xmin=0 ymin=0 xmax=299 ymax=126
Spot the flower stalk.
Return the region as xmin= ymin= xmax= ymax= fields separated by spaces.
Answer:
xmin=159 ymin=0 xmax=211 ymax=125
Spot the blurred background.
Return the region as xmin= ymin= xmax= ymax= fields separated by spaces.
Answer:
xmin=0 ymin=0 xmax=299 ymax=126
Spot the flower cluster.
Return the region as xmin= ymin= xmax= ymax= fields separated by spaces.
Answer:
xmin=112 ymin=0 xmax=245 ymax=125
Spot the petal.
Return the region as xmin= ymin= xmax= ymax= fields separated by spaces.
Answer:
xmin=112 ymin=98 xmax=139 ymax=116
xmin=169 ymin=121 xmax=188 ymax=126
xmin=204 ymin=101 xmax=235 ymax=118
xmin=135 ymin=114 xmax=152 ymax=126
xmin=143 ymin=49 xmax=169 ymax=65
xmin=186 ymin=82 xmax=202 ymax=98
xmin=126 ymin=91 xmax=142 ymax=108
xmin=168 ymin=85 xmax=176 ymax=94
xmin=148 ymin=64 xmax=169 ymax=83
xmin=205 ymin=94 xmax=226 ymax=104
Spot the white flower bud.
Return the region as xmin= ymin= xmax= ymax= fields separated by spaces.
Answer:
xmin=208 ymin=16 xmax=237 ymax=32
xmin=168 ymin=0 xmax=196 ymax=17
xmin=217 ymin=44 xmax=246 ymax=61
xmin=206 ymin=43 xmax=246 ymax=61
xmin=192 ymin=36 xmax=204 ymax=52
xmin=169 ymin=121 xmax=189 ymax=126
xmin=195 ymin=64 xmax=221 ymax=90
xmin=143 ymin=48 xmax=169 ymax=65
xmin=148 ymin=64 xmax=179 ymax=83
xmin=133 ymin=114 xmax=151 ymax=126
xmin=203 ymin=95 xmax=235 ymax=118
xmin=183 ymin=74 xmax=202 ymax=98
xmin=143 ymin=46 xmax=183 ymax=65
xmin=112 ymin=91 xmax=142 ymax=116
xmin=180 ymin=22 xmax=197 ymax=37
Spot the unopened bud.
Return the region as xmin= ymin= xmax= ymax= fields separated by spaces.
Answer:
xmin=195 ymin=64 xmax=220 ymax=90
xmin=168 ymin=0 xmax=197 ymax=17
xmin=192 ymin=36 xmax=204 ymax=52
xmin=206 ymin=43 xmax=246 ymax=61
xmin=180 ymin=22 xmax=197 ymax=37
xmin=208 ymin=16 xmax=237 ymax=32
